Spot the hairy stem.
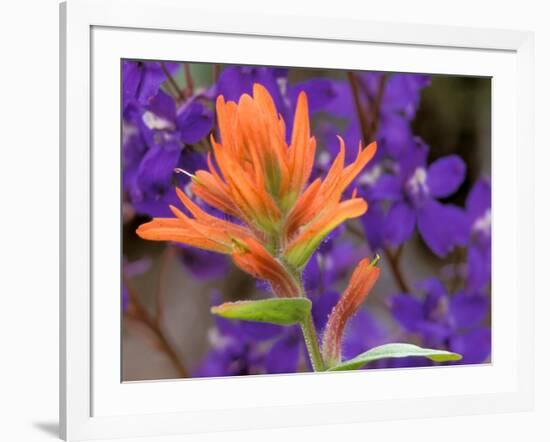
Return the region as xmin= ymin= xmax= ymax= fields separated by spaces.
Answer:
xmin=346 ymin=73 xmax=413 ymax=295
xmin=294 ymin=280 xmax=325 ymax=371
xmin=183 ymin=63 xmax=194 ymax=96
xmin=300 ymin=313 xmax=325 ymax=372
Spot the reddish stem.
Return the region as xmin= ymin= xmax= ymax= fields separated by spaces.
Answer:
xmin=347 ymin=71 xmax=414 ymax=294
xmin=161 ymin=62 xmax=185 ymax=101
xmin=183 ymin=63 xmax=194 ymax=97
xmin=123 ymin=273 xmax=188 ymax=378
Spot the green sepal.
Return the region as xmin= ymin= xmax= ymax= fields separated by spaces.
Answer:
xmin=211 ymin=298 xmax=312 ymax=326
xmin=326 ymin=343 xmax=462 ymax=371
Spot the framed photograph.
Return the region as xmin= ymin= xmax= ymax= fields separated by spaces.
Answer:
xmin=60 ymin=0 xmax=534 ymax=440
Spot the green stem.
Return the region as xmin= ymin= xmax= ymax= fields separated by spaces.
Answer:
xmin=300 ymin=313 xmax=325 ymax=372
xmin=291 ymin=276 xmax=325 ymax=371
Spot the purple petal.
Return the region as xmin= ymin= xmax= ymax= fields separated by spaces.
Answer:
xmin=390 ymin=294 xmax=424 ymax=332
xmin=450 ymin=292 xmax=489 ymax=329
xmin=216 ymin=66 xmax=290 ymax=126
xmin=123 ymin=61 xmax=180 ymax=108
xmin=131 ymin=144 xmax=181 ymax=217
xmin=416 ymin=277 xmax=446 ymax=298
xmin=135 ymin=144 xmax=181 ymax=195
xmin=449 ymin=327 xmax=491 ymax=364
xmin=466 ymin=243 xmax=491 ymax=293
xmin=123 ymin=124 xmax=148 ymax=172
xmin=466 ymin=177 xmax=491 ymax=221
xmin=323 ymin=81 xmax=354 ymax=118
xmin=342 ymin=309 xmax=386 ymax=360
xmin=376 ymin=113 xmax=415 ymax=158
xmin=289 ymin=78 xmax=337 ymax=112
xmin=382 ymin=74 xmax=431 ymax=119
xmin=240 ymin=321 xmax=284 ymax=341
xmin=265 ymin=333 xmax=301 ymax=374
xmin=361 ymin=201 xmax=386 ymax=251
xmin=146 ymin=89 xmax=177 ymax=122
xmin=427 ymin=155 xmax=466 ymax=198
xmin=122 ymin=61 xmax=142 ymax=110
xmin=369 ymin=174 xmax=403 ymax=201
xmin=177 ymin=102 xmax=213 ymax=144
xmin=417 ymin=321 xmax=452 ymax=346
xmin=213 ymin=314 xmax=243 ymax=341
xmin=417 ymin=199 xmax=468 ymax=257
xmin=399 ymin=137 xmax=429 ymax=179
xmin=384 ymin=201 xmax=416 ymax=246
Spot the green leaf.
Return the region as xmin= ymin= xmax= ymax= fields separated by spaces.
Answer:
xmin=210 ymin=298 xmax=312 ymax=326
xmin=327 ymin=343 xmax=462 ymax=371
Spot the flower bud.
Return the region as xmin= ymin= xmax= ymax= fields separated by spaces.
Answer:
xmin=322 ymin=256 xmax=380 ymax=367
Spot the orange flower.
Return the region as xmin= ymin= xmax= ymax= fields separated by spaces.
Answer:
xmin=321 ymin=257 xmax=381 ymax=367
xmin=136 ymin=83 xmax=376 ymax=294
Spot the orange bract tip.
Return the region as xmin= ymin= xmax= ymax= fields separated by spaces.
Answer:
xmin=322 ymin=257 xmax=381 ymax=366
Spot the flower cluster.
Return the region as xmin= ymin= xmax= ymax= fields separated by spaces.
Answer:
xmin=122 ymin=62 xmax=490 ymax=377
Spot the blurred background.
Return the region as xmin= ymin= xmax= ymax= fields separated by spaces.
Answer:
xmin=122 ymin=61 xmax=491 ymax=381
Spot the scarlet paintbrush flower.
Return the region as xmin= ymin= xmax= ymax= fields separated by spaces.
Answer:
xmin=136 ymin=83 xmax=376 ymax=295
xmin=322 ymin=256 xmax=381 ymax=367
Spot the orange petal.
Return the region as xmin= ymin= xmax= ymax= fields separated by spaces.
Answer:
xmin=231 ymin=238 xmax=300 ymax=298
xmin=136 ymin=218 xmax=231 ymax=254
xmin=283 ymin=178 xmax=322 ymax=241
xmin=284 ymin=91 xmax=315 ymax=199
xmin=284 ymin=198 xmax=368 ymax=268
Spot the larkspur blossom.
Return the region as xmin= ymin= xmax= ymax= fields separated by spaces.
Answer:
xmin=465 ymin=178 xmax=491 ymax=293
xmin=390 ymin=277 xmax=490 ymax=364
xmin=368 ymin=139 xmax=468 ymax=257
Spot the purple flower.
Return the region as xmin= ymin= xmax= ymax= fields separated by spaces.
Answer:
xmin=122 ymin=60 xmax=179 ymax=115
xmin=381 ymin=73 xmax=431 ymax=119
xmin=371 ymin=139 xmax=468 ymax=257
xmin=465 ymin=178 xmax=491 ymax=293
xmin=195 ymin=295 xmax=284 ymax=377
xmin=390 ymin=277 xmax=490 ymax=364
xmin=122 ymin=63 xmax=214 ymax=219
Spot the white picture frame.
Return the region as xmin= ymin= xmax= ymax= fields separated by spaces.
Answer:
xmin=60 ymin=0 xmax=534 ymax=440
